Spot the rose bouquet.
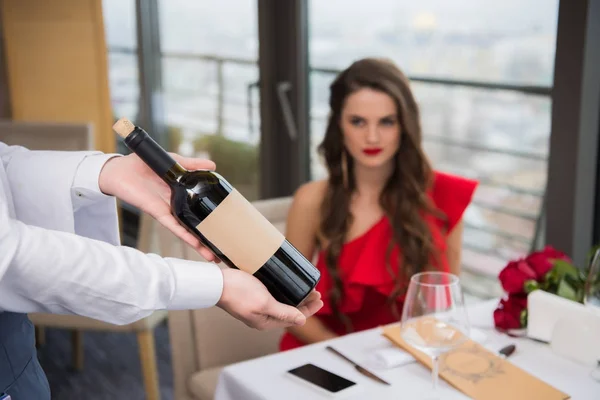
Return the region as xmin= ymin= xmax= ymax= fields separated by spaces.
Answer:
xmin=493 ymin=245 xmax=591 ymax=331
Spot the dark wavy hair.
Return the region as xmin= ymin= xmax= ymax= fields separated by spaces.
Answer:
xmin=317 ymin=58 xmax=446 ymax=332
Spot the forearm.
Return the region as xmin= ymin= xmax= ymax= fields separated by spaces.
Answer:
xmin=285 ymin=316 xmax=337 ymax=345
xmin=0 ymin=216 xmax=223 ymax=325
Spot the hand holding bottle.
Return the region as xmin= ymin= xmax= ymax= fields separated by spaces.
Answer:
xmin=110 ymin=118 xmax=320 ymax=307
xmin=98 ymin=150 xmax=324 ymax=325
xmin=98 ymin=152 xmax=220 ymax=262
xmin=218 ymin=269 xmax=323 ymax=330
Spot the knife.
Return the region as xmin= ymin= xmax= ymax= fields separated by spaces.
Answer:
xmin=326 ymin=345 xmax=391 ymax=385
xmin=498 ymin=344 xmax=516 ymax=358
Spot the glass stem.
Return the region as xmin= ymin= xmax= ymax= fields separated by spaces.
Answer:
xmin=431 ymin=355 xmax=440 ymax=391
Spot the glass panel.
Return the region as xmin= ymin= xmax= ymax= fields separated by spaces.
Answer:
xmin=101 ymin=0 xmax=140 ymax=244
xmin=102 ymin=0 xmax=139 ymax=154
xmin=308 ymin=1 xmax=558 ymax=277
xmin=158 ymin=0 xmax=260 ymax=200
xmin=311 ymin=86 xmax=549 ymax=273
xmin=106 ymin=52 xmax=139 ymax=124
xmin=102 ymin=0 xmax=137 ymax=49
xmin=309 ymin=0 xmax=559 ymax=85
xmin=159 ymin=0 xmax=257 ymax=59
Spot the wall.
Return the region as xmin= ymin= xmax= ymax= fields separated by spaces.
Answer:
xmin=0 ymin=0 xmax=114 ymax=152
xmin=0 ymin=7 xmax=10 ymax=119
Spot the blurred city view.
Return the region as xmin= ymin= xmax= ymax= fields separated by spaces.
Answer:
xmin=102 ymin=0 xmax=559 ymax=292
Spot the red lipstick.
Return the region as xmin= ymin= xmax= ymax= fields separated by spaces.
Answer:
xmin=363 ymin=148 xmax=383 ymax=156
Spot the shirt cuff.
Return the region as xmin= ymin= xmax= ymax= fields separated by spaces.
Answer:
xmin=71 ymin=153 xmax=121 ymax=211
xmin=166 ymin=258 xmax=224 ymax=309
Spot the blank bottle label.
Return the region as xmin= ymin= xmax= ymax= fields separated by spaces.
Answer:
xmin=196 ymin=189 xmax=285 ymax=274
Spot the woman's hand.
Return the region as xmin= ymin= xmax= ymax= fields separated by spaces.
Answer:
xmin=98 ymin=152 xmax=219 ymax=262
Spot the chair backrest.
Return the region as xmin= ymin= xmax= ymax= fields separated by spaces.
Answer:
xmin=168 ymin=196 xmax=293 ymax=399
xmin=0 ymin=119 xmax=93 ymax=151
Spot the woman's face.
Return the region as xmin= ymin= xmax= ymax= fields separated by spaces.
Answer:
xmin=340 ymin=87 xmax=401 ymax=170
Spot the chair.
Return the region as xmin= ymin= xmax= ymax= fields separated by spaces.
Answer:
xmin=0 ymin=119 xmax=94 ymax=151
xmin=0 ymin=120 xmax=168 ymax=400
xmin=168 ymin=196 xmax=293 ymax=400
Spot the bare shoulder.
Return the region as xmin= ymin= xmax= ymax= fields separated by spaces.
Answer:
xmin=286 ymin=180 xmax=328 ymax=257
xmin=288 ymin=180 xmax=328 ymax=234
xmin=291 ymin=179 xmax=328 ymax=211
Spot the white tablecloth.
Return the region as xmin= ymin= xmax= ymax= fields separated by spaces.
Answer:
xmin=214 ymin=299 xmax=600 ymax=400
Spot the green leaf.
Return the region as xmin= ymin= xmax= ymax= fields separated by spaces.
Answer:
xmin=520 ymin=309 xmax=528 ymax=328
xmin=540 ymin=280 xmax=552 ymax=292
xmin=556 ymin=278 xmax=579 ymax=302
xmin=552 ymin=260 xmax=580 ymax=280
xmin=524 ymin=280 xmax=540 ymax=293
xmin=563 ymin=273 xmax=584 ymax=289
xmin=542 ymin=270 xmax=558 ymax=292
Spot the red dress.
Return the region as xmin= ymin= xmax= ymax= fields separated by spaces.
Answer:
xmin=279 ymin=171 xmax=478 ymax=351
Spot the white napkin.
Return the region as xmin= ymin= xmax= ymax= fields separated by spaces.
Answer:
xmin=367 ymin=346 xmax=415 ymax=369
xmin=469 ymin=328 xmax=488 ymax=344
xmin=528 ymin=290 xmax=592 ymax=342
xmin=367 ymin=328 xmax=489 ymax=369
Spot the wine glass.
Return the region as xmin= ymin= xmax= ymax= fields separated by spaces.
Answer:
xmin=583 ymin=248 xmax=600 ymax=381
xmin=400 ymin=272 xmax=470 ymax=399
xmin=584 ymin=248 xmax=600 ymax=311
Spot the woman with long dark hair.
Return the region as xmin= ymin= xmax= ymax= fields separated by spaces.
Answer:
xmin=280 ymin=58 xmax=478 ymax=350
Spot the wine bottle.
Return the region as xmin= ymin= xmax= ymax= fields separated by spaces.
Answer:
xmin=112 ymin=117 xmax=320 ymax=307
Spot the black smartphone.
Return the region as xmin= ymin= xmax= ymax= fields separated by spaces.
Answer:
xmin=286 ymin=363 xmax=360 ymax=397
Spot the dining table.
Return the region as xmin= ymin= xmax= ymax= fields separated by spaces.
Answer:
xmin=214 ymin=298 xmax=600 ymax=399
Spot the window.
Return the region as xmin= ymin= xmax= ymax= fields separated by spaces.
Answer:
xmin=102 ymin=0 xmax=140 ymax=243
xmin=158 ymin=0 xmax=261 ymax=200
xmin=102 ymin=0 xmax=139 ymax=155
xmin=309 ymin=0 xmax=559 ymax=280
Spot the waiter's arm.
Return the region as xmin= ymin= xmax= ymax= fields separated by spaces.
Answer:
xmin=0 ymin=204 xmax=223 ymax=324
xmin=0 ymin=143 xmax=322 ymax=328
xmin=0 ymin=143 xmax=220 ymax=324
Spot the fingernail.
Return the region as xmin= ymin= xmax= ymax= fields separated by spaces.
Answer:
xmin=295 ymin=316 xmax=305 ymax=325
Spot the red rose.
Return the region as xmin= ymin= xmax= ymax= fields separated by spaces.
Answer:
xmin=493 ymin=294 xmax=528 ymax=330
xmin=525 ymin=246 xmax=571 ymax=279
xmin=498 ymin=259 xmax=537 ymax=294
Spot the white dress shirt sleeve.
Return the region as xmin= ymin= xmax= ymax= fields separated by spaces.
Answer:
xmin=0 ymin=213 xmax=224 ymax=324
xmin=0 ymin=145 xmax=224 ymax=324
xmin=3 ymin=146 xmax=104 ymax=234
xmin=71 ymin=153 xmax=122 ymax=244
xmin=71 ymin=153 xmax=119 ymax=209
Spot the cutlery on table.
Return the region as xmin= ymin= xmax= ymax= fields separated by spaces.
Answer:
xmin=326 ymin=343 xmax=515 ymax=385
xmin=498 ymin=344 xmax=516 ymax=358
xmin=326 ymin=345 xmax=391 ymax=385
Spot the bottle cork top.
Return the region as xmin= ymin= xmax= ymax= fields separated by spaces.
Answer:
xmin=112 ymin=117 xmax=135 ymax=138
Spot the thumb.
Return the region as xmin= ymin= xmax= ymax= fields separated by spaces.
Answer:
xmin=265 ymin=299 xmax=306 ymax=326
xmin=170 ymin=153 xmax=216 ymax=171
